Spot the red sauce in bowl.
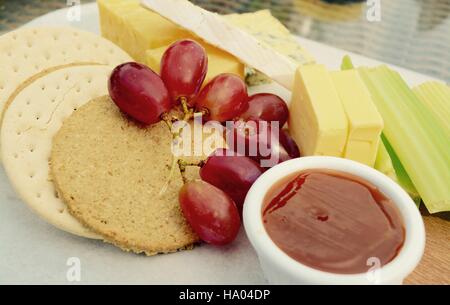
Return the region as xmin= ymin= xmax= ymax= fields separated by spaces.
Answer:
xmin=262 ymin=169 xmax=405 ymax=274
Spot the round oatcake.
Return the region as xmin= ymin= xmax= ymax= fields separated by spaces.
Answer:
xmin=50 ymin=96 xmax=199 ymax=255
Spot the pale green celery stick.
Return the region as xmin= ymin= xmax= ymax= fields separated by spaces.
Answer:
xmin=341 ymin=55 xmax=354 ymax=70
xmin=413 ymin=82 xmax=450 ymax=135
xmin=386 ymin=68 xmax=449 ymax=156
xmin=374 ymin=139 xmax=398 ymax=182
xmin=341 ymin=56 xmax=422 ymax=205
xmin=381 ymin=134 xmax=421 ymax=206
xmin=358 ymin=66 xmax=450 ymax=213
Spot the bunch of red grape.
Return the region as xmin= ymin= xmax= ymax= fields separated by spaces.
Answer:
xmin=108 ymin=39 xmax=300 ymax=246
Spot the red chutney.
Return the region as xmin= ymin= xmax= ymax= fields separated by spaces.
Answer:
xmin=262 ymin=169 xmax=405 ymax=274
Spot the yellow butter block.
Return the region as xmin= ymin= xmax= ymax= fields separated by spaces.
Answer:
xmin=331 ymin=70 xmax=384 ymax=166
xmin=145 ymin=45 xmax=245 ymax=84
xmin=289 ymin=65 xmax=348 ymax=157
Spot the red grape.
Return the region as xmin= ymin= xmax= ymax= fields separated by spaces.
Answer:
xmin=239 ymin=93 xmax=289 ymax=127
xmin=279 ymin=129 xmax=301 ymax=158
xmin=226 ymin=120 xmax=292 ymax=168
xmin=161 ymin=40 xmax=208 ymax=103
xmin=108 ymin=62 xmax=171 ymax=125
xmin=179 ymin=180 xmax=240 ymax=245
xmin=194 ymin=74 xmax=248 ymax=122
xmin=200 ymin=148 xmax=264 ymax=211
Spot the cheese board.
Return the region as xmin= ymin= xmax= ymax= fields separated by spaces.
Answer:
xmin=0 ymin=1 xmax=448 ymax=284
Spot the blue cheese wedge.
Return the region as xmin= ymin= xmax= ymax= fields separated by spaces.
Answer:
xmin=226 ymin=10 xmax=315 ymax=66
xmin=226 ymin=10 xmax=315 ymax=86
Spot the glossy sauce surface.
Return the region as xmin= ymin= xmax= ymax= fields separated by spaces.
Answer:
xmin=262 ymin=170 xmax=405 ymax=274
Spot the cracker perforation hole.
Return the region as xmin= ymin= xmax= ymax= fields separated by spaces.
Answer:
xmin=36 ymin=193 xmax=41 ymax=199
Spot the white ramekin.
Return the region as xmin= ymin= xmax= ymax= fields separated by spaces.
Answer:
xmin=243 ymin=157 xmax=425 ymax=285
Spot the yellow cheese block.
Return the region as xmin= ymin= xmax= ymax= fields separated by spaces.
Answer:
xmin=97 ymin=0 xmax=243 ymax=78
xmin=98 ymin=0 xmax=194 ymax=62
xmin=289 ymin=64 xmax=348 ymax=157
xmin=331 ymin=70 xmax=384 ymax=166
xmin=146 ymin=44 xmax=244 ymax=84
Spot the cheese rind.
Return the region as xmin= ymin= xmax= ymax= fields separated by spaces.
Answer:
xmin=331 ymin=70 xmax=384 ymax=166
xmin=289 ymin=65 xmax=348 ymax=157
xmin=145 ymin=44 xmax=244 ymax=84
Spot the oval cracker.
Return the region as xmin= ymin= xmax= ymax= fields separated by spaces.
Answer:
xmin=1 ymin=65 xmax=116 ymax=239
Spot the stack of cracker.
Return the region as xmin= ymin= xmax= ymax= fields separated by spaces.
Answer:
xmin=0 ymin=27 xmax=224 ymax=254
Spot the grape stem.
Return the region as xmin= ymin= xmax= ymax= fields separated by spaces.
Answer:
xmin=177 ymin=159 xmax=205 ymax=184
xmin=159 ymin=156 xmax=178 ymax=196
xmin=161 ymin=112 xmax=173 ymax=129
xmin=179 ymin=97 xmax=194 ymax=121
xmin=161 ymin=112 xmax=184 ymax=140
xmin=161 ymin=102 xmax=206 ymax=187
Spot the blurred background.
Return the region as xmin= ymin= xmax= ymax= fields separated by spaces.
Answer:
xmin=0 ymin=0 xmax=449 ymax=82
